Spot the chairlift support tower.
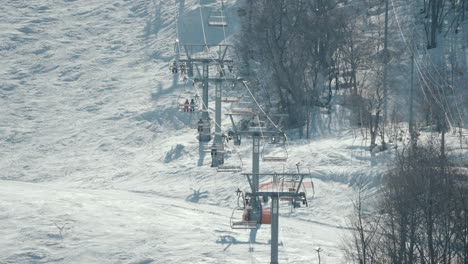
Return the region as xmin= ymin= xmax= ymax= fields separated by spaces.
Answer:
xmin=180 ymin=44 xmax=241 ymax=167
xmin=243 ymin=173 xmax=309 ymax=264
xmin=226 ymin=112 xmax=285 ymax=243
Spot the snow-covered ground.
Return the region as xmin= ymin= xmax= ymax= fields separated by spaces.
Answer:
xmin=1 ymin=0 xmax=466 ymax=263
xmin=0 ymin=179 xmax=354 ymax=264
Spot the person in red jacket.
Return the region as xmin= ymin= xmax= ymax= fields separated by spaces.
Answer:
xmin=183 ymin=99 xmax=189 ymax=112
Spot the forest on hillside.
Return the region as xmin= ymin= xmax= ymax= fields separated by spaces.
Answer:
xmin=235 ymin=0 xmax=467 ymax=262
xmin=236 ymin=0 xmax=467 ymax=151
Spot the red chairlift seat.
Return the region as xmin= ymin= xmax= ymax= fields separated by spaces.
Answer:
xmin=261 ymin=207 xmax=271 ymax=224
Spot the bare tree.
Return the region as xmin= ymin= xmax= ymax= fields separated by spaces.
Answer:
xmin=238 ymin=0 xmax=348 ymax=133
xmin=346 ymin=140 xmax=468 ymax=263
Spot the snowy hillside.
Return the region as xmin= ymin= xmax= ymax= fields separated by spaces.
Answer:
xmin=1 ymin=0 xmax=466 ymax=263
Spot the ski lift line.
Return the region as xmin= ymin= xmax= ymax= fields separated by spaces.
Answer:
xmin=389 ymin=0 xmax=456 ymax=130
xmin=174 ymin=2 xmax=239 ymax=155
xmin=406 ymin=8 xmax=461 ymax=92
xmin=256 ymin=114 xmax=264 ymax=139
xmin=388 ymin=0 xmax=448 ymax=123
xmin=241 ymin=81 xmax=293 ymax=156
xmin=198 ymin=0 xmax=208 ymax=45
xmin=174 ymin=0 xmax=205 ymax=114
xmin=404 ymin=22 xmax=461 ymax=128
xmin=206 ymin=53 xmax=293 ymax=160
xmin=393 ymin=0 xmax=456 ymax=123
xmin=184 ymin=77 xmax=247 ymax=153
xmin=406 ymin=19 xmax=464 ymax=129
xmin=192 ymin=2 xmax=232 ymax=133
xmin=194 ymin=3 xmax=279 ymax=133
xmin=179 ymin=71 xmax=226 ymax=133
xmin=195 ymin=3 xmax=264 ymax=132
xmin=220 ymin=0 xmax=227 ymax=45
xmin=184 ymin=74 xmax=231 ymax=138
xmin=196 ymin=0 xmax=293 ymax=158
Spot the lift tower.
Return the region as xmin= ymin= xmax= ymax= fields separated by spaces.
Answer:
xmin=243 ymin=173 xmax=309 ymax=264
xmin=226 ymin=111 xmax=285 ymax=243
xmin=180 ymin=44 xmax=239 ymax=167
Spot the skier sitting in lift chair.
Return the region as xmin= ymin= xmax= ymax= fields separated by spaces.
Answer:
xmin=171 ymin=61 xmax=178 ymax=74
xmin=183 ymin=99 xmax=189 ymax=112
xmin=190 ymin=98 xmax=196 ymax=112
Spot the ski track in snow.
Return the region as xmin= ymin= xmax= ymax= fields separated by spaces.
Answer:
xmin=1 ymin=0 xmax=466 ymax=263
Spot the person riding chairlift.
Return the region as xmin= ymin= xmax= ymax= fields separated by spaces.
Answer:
xmin=189 ymin=98 xmax=196 ymax=112
xmin=218 ymin=65 xmax=225 ymax=77
xmin=211 ymin=148 xmax=217 ymax=158
xmin=180 ymin=62 xmax=187 ymax=75
xmin=183 ymin=99 xmax=189 ymax=112
xmin=227 ymin=130 xmax=234 ymax=141
xmin=197 ymin=118 xmax=204 ymax=132
xmin=171 ymin=61 xmax=178 ymax=74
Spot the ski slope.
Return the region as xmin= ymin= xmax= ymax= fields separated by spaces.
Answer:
xmin=1 ymin=0 xmax=466 ymax=263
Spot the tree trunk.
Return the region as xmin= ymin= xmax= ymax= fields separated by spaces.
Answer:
xmin=430 ymin=0 xmax=438 ymax=48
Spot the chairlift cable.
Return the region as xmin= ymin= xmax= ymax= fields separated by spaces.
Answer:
xmin=198 ymin=0 xmax=208 ymax=45
xmin=220 ymin=0 xmax=227 ymax=45
xmin=406 ymin=9 xmax=464 ymax=131
xmin=196 ymin=0 xmax=294 ymax=162
xmin=389 ymin=0 xmax=456 ymax=130
xmin=404 ymin=10 xmax=463 ymax=131
xmin=198 ymin=44 xmax=294 ymax=159
xmin=195 ymin=2 xmax=293 ymax=161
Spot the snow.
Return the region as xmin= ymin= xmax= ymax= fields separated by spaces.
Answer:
xmin=1 ymin=0 xmax=465 ymax=263
xmin=0 ymin=179 xmax=352 ymax=263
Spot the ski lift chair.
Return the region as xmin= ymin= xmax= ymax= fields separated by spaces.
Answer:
xmin=208 ymin=9 xmax=228 ymax=27
xmin=190 ymin=121 xmax=211 ymax=129
xmin=261 ymin=139 xmax=288 ymax=162
xmin=217 ymin=150 xmax=243 ymax=173
xmin=178 ymin=103 xmax=200 ymax=111
xmin=231 ymin=107 xmax=254 ymax=114
xmin=226 ymin=130 xmax=241 ymax=146
xmin=230 ymin=189 xmax=257 ymax=229
xmin=221 ymin=96 xmax=242 ymax=103
xmin=203 ymin=143 xmax=226 ymax=153
xmin=230 ymin=207 xmax=257 ymax=229
xmin=262 ymin=156 xmax=288 ymax=162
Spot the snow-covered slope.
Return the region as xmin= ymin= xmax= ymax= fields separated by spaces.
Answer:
xmin=1 ymin=0 xmax=465 ymax=263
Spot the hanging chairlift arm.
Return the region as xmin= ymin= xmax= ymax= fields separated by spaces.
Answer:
xmin=194 ymin=64 xmax=202 ymax=80
xmin=220 ymin=44 xmax=229 ymax=62
xmin=295 ymin=175 xmax=305 ymax=194
xmin=246 ymin=175 xmax=255 ymax=194
xmin=229 ymin=115 xmax=239 ymax=135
